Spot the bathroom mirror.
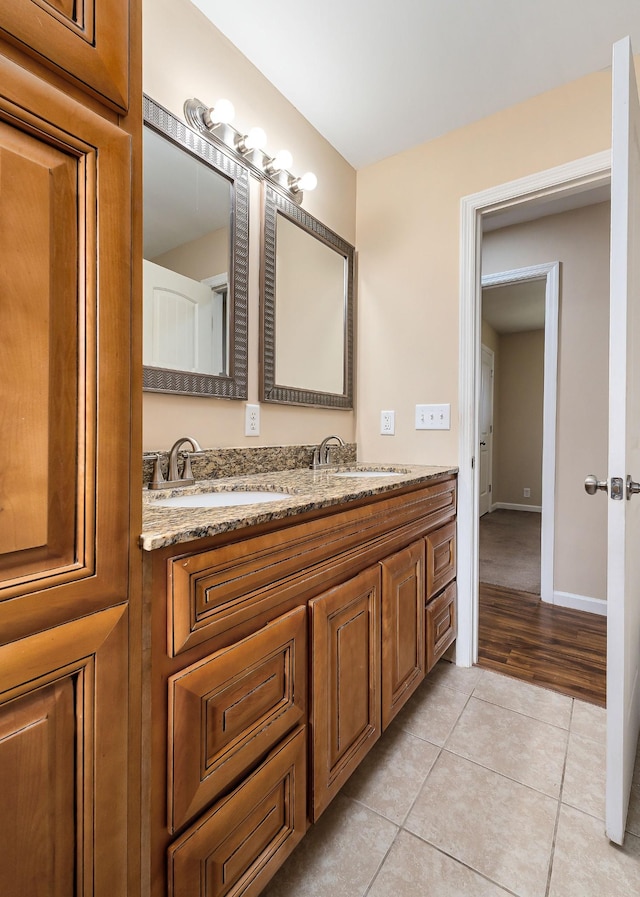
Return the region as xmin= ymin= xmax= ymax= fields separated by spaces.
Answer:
xmin=143 ymin=95 xmax=249 ymax=398
xmin=261 ymin=184 xmax=354 ymax=408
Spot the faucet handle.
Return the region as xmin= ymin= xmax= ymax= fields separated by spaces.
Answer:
xmin=149 ymin=454 xmax=165 ymax=488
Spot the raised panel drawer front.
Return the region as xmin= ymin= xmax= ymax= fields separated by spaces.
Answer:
xmin=168 ymin=477 xmax=456 ymax=656
xmin=167 ymin=726 xmax=306 ymax=897
xmin=425 ymin=521 xmax=457 ymax=600
xmin=0 ymin=0 xmax=129 ymax=110
xmin=310 ymin=565 xmax=381 ymax=821
xmin=426 ymin=581 xmax=457 ymax=672
xmin=168 ymin=606 xmax=307 ymax=832
xmin=380 ymin=540 xmax=426 ymax=729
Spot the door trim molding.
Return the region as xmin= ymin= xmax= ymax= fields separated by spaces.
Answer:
xmin=482 ymin=262 xmax=559 ymax=606
xmin=457 ymin=149 xmax=611 ymax=667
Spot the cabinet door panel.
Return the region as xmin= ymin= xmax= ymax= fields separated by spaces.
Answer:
xmin=426 ymin=521 xmax=456 ymax=600
xmin=168 ymin=726 xmax=306 ymax=897
xmin=310 ymin=566 xmax=381 ymax=820
xmin=0 ymin=56 xmax=131 ymax=640
xmin=0 ymin=606 xmax=129 ymax=897
xmin=0 ymin=0 xmax=128 ymax=110
xmin=168 ymin=606 xmax=306 ymax=832
xmin=381 ymin=540 xmax=426 ymax=729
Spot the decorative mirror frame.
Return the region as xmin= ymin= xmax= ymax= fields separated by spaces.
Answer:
xmin=143 ymin=95 xmax=249 ymax=398
xmin=261 ymin=184 xmax=355 ymax=408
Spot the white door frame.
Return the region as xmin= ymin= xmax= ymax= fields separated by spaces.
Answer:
xmin=482 ymin=262 xmax=559 ymax=605
xmin=456 ymin=150 xmax=611 ymax=666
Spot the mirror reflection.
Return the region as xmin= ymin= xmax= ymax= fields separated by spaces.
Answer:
xmin=142 ymin=96 xmax=249 ymax=399
xmin=275 ymin=214 xmax=346 ymax=394
xmin=144 ymin=127 xmax=231 ymax=376
xmin=261 ymin=185 xmax=354 ymax=409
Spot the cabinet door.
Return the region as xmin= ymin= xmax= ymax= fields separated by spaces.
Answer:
xmin=168 ymin=606 xmax=306 ymax=832
xmin=380 ymin=540 xmax=426 ymax=729
xmin=0 ymin=0 xmax=129 ymax=110
xmin=309 ymin=566 xmax=381 ymax=821
xmin=426 ymin=521 xmax=456 ymax=601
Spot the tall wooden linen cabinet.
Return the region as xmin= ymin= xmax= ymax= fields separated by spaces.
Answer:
xmin=0 ymin=4 xmax=141 ymax=897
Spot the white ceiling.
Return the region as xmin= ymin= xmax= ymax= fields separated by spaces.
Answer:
xmin=482 ymin=280 xmax=546 ymax=334
xmin=190 ymin=0 xmax=640 ymax=169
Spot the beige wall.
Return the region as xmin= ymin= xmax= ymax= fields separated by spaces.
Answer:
xmin=482 ymin=203 xmax=610 ymax=602
xmin=152 ymin=227 xmax=229 ymax=280
xmin=143 ymin=0 xmax=357 ymax=450
xmin=355 ymin=62 xmax=639 ymax=468
xmin=492 ymin=329 xmax=544 ymax=508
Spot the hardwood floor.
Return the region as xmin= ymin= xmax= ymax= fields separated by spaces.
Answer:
xmin=478 ymin=582 xmax=607 ymax=706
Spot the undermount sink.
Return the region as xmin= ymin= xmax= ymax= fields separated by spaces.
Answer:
xmin=331 ymin=470 xmax=405 ymax=478
xmin=151 ymin=490 xmax=291 ymax=509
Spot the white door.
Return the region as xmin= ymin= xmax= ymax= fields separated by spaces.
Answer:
xmin=479 ymin=346 xmax=494 ymax=516
xmin=603 ymin=35 xmax=640 ymax=845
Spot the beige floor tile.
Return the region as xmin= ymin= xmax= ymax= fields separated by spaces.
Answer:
xmin=394 ymin=680 xmax=469 ymax=746
xmin=571 ymin=699 xmax=606 ymax=743
xmin=628 ymin=782 xmax=640 ymax=837
xmin=261 ymin=792 xmax=397 ymax=897
xmin=367 ymin=830 xmax=513 ymax=897
xmin=405 ymin=751 xmax=557 ymax=897
xmin=472 ymin=668 xmax=573 ymax=728
xmin=562 ymin=729 xmax=606 ymax=820
xmin=342 ymin=724 xmax=439 ymax=824
xmin=428 ymin=659 xmax=483 ymax=695
xmin=549 ymin=804 xmax=640 ymax=896
xmin=445 ymin=696 xmax=568 ymax=797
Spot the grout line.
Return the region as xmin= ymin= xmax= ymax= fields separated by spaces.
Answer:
xmin=544 ymin=697 xmax=574 ymax=896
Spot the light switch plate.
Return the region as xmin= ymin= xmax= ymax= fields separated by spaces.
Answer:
xmin=415 ymin=403 xmax=451 ymax=430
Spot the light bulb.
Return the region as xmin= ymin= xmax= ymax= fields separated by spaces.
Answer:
xmin=293 ymin=171 xmax=317 ymax=193
xmin=205 ymin=97 xmax=235 ymax=128
xmin=269 ymin=149 xmax=293 ymax=173
xmin=242 ymin=127 xmax=267 ymax=151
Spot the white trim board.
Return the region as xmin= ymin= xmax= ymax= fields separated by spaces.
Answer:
xmin=554 ymin=591 xmax=607 ymax=616
xmin=457 ymin=149 xmax=611 ymax=667
xmin=491 ymin=502 xmax=542 ymax=513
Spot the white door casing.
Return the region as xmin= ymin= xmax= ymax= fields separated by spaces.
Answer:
xmin=605 ymin=34 xmax=640 ymax=846
xmin=479 ymin=345 xmax=494 ymax=516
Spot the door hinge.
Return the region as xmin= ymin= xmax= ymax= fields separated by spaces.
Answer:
xmin=471 ymin=456 xmax=475 ymax=469
xmin=489 ymin=484 xmax=492 ymax=493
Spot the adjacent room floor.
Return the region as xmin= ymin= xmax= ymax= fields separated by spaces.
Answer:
xmin=262 ymin=661 xmax=640 ymax=897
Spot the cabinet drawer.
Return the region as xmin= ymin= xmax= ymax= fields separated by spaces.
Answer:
xmin=168 ymin=606 xmax=306 ymax=832
xmin=426 ymin=582 xmax=457 ymax=672
xmin=425 ymin=522 xmax=456 ymax=600
xmin=168 ymin=726 xmax=306 ymax=897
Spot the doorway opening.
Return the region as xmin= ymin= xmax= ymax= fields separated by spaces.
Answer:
xmin=456 ymin=150 xmax=611 ymax=676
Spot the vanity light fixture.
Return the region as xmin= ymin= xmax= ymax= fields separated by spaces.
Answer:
xmin=290 ymin=171 xmax=318 ymax=194
xmin=183 ymin=96 xmax=317 ymax=203
xmin=202 ymin=97 xmax=235 ymax=129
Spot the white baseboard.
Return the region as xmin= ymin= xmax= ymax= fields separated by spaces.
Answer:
xmin=546 ymin=590 xmax=607 ymax=616
xmin=491 ymin=502 xmax=542 ymax=514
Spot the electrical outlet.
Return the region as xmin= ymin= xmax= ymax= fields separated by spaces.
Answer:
xmin=380 ymin=410 xmax=395 ymax=435
xmin=523 ymin=487 xmax=531 ymax=498
xmin=415 ymin=403 xmax=451 ymax=430
xmin=245 ymin=403 xmax=260 ymax=436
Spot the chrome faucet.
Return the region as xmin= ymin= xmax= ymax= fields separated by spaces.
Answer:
xmin=311 ymin=435 xmax=345 ymax=470
xmin=148 ymin=436 xmax=204 ymax=489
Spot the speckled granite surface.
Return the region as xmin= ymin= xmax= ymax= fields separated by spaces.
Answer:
xmin=142 ymin=443 xmax=357 ymax=486
xmin=140 ymin=464 xmax=458 ymax=551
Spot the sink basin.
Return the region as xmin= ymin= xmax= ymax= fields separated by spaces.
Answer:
xmin=331 ymin=470 xmax=405 ymax=478
xmin=152 ymin=490 xmax=291 ymax=509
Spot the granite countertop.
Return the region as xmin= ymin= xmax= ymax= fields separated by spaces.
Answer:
xmin=140 ymin=464 xmax=457 ymax=551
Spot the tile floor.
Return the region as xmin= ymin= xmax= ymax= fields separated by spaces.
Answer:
xmin=262 ymin=660 xmax=640 ymax=897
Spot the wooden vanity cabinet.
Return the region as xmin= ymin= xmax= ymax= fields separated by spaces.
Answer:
xmin=147 ymin=474 xmax=457 ymax=897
